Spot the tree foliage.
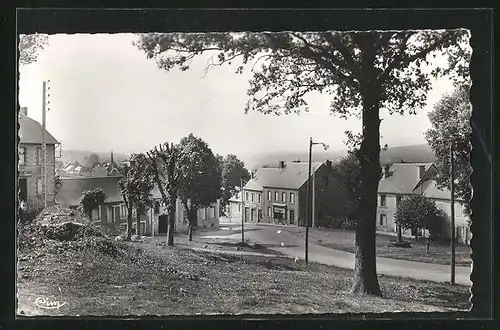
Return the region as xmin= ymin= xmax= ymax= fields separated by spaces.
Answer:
xmin=220 ymin=154 xmax=251 ymax=210
xmin=87 ymin=153 xmax=101 ymax=168
xmin=118 ymin=153 xmax=154 ymax=239
xmin=145 ymin=142 xmax=180 ymax=246
xmin=78 ymin=188 xmax=106 ymax=221
xmin=19 ymin=34 xmax=49 ymax=65
xmin=136 ymin=29 xmax=470 ymax=296
xmin=177 ymin=133 xmax=222 ymax=240
xmin=424 ymin=86 xmax=471 ymax=215
xmin=332 ymin=153 xmax=361 ymax=220
xmin=395 ymin=194 xmax=447 ymax=238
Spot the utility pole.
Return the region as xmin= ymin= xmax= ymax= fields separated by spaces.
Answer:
xmin=450 ymin=142 xmax=456 ymax=285
xmin=312 ymin=166 xmax=316 ymax=228
xmin=241 ymin=178 xmax=245 ymax=244
xmin=42 ymin=81 xmax=48 ymax=208
xmin=305 ymin=137 xmax=312 ymax=264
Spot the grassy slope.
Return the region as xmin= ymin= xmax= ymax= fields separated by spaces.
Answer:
xmin=17 ymin=237 xmax=471 ymax=316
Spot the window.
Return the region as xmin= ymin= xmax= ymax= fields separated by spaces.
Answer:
xmin=275 ymin=191 xmax=279 ymax=201
xmin=238 ymin=203 xmax=241 ymax=212
xmin=282 ymin=192 xmax=286 ymax=203
xmin=380 ymin=195 xmax=387 ymax=207
xmin=258 ymin=194 xmax=261 ymax=204
xmin=154 ymin=201 xmax=160 ymax=214
xmin=290 ymin=193 xmax=295 ymax=204
xmin=18 ymin=147 xmax=26 ymax=165
xmin=36 ymin=178 xmax=43 ymax=195
xmin=251 ymin=193 xmax=255 ymax=203
xmin=267 ymin=191 xmax=271 ymax=200
xmin=258 ymin=209 xmax=262 ymax=220
xmin=121 ymin=205 xmax=126 ymax=216
xmin=379 ymin=214 xmax=386 ymax=226
xmin=246 ymin=192 xmax=249 ymax=201
xmin=267 ymin=207 xmax=271 ymax=217
xmin=323 ymin=176 xmax=329 ymax=187
xmin=289 ymin=210 xmax=295 ymax=224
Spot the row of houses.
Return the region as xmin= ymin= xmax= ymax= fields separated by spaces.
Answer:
xmin=228 ymin=160 xmax=471 ymax=244
xmin=17 ymin=107 xmax=219 ymax=234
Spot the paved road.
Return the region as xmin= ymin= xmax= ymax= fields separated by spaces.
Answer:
xmin=207 ymin=220 xmax=472 ymax=286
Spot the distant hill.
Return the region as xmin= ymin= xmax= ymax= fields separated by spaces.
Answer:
xmin=241 ymin=144 xmax=436 ymax=170
xmin=61 ymin=149 xmax=130 ymax=165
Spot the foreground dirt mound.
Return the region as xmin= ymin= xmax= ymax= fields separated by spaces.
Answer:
xmin=18 ymin=206 xmax=122 ymax=258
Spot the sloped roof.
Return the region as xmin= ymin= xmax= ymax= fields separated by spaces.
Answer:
xmin=56 ymin=176 xmax=124 ymax=206
xmin=378 ymin=163 xmax=434 ymax=194
xmin=18 ymin=113 xmax=59 ymax=145
xmin=418 ymin=179 xmax=463 ymax=201
xmin=244 ymin=179 xmax=264 ymax=191
xmin=248 ymin=162 xmax=324 ymax=190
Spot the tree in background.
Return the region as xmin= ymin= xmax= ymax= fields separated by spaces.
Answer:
xmin=177 ymin=134 xmax=222 ymax=241
xmin=87 ymin=153 xmax=101 ymax=168
xmin=118 ymin=153 xmax=155 ymax=239
xmin=18 ymin=34 xmax=49 ymax=65
xmin=395 ymin=194 xmax=447 ymax=240
xmin=425 ymin=86 xmax=471 ymax=217
xmin=145 ymin=143 xmax=180 ymax=246
xmin=136 ymin=29 xmax=470 ymax=296
xmin=78 ymin=188 xmax=106 ymax=221
xmin=220 ymin=154 xmax=251 ymax=213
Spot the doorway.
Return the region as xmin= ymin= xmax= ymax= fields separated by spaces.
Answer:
xmin=19 ymin=178 xmax=28 ymax=202
xmin=159 ymin=214 xmax=168 ymax=234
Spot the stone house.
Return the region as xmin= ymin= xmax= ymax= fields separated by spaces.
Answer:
xmin=18 ymin=107 xmax=60 ymax=211
xmin=143 ymin=187 xmax=220 ymax=235
xmin=228 ymin=191 xmax=243 ymax=223
xmin=377 ymin=162 xmax=471 ymax=244
xmin=241 ymin=160 xmax=346 ymax=227
xmin=55 ymin=176 xmax=128 ymax=234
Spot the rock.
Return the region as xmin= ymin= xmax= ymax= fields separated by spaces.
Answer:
xmin=325 ymin=233 xmax=331 ymax=236
xmin=201 ymin=245 xmax=208 ymax=248
xmin=277 ymin=230 xmax=282 ymax=234
xmin=280 ymin=242 xmax=285 ymax=247
xmin=76 ymin=262 xmax=83 ymax=266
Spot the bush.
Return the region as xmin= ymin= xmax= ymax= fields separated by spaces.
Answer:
xmin=341 ymin=219 xmax=357 ymax=231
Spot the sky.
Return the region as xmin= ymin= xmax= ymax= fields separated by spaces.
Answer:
xmin=18 ymin=33 xmax=457 ymax=160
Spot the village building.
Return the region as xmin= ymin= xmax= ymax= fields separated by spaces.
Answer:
xmin=55 ymin=176 xmax=128 ymax=233
xmin=144 ymin=187 xmax=220 ymax=235
xmin=18 ymin=107 xmax=60 ymax=211
xmin=236 ymin=160 xmax=346 ymax=227
xmin=377 ymin=162 xmax=471 ymax=244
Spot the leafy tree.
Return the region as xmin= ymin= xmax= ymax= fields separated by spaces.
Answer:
xmin=53 ymin=175 xmax=62 ymax=198
xmin=425 ymin=86 xmax=471 ymax=217
xmin=118 ymin=153 xmax=155 ymax=240
xmin=220 ymin=154 xmax=251 ymax=212
xmin=177 ymin=134 xmax=222 ymax=241
xmin=395 ymin=194 xmax=447 ymax=239
xmin=145 ymin=143 xmax=180 ymax=246
xmin=78 ymin=188 xmax=106 ymax=221
xmin=332 ymin=153 xmax=361 ymax=221
xmin=87 ymin=153 xmax=101 ymax=168
xmin=18 ymin=34 xmax=49 ymax=65
xmin=136 ymin=29 xmax=470 ymax=296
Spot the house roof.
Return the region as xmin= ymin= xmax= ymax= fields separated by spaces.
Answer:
xmin=418 ymin=179 xmax=462 ymax=201
xmin=244 ymin=179 xmax=264 ymax=191
xmin=18 ymin=113 xmax=59 ymax=145
xmin=378 ymin=163 xmax=434 ymax=194
xmin=246 ymin=162 xmax=324 ymax=190
xmin=56 ymin=176 xmax=124 ymax=206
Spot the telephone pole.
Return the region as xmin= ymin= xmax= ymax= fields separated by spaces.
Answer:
xmin=42 ymin=81 xmax=48 ymax=208
xmin=450 ymin=142 xmax=456 ymax=285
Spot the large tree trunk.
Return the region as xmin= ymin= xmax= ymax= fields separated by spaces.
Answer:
xmin=188 ymin=209 xmax=198 ymax=242
xmin=166 ymin=205 xmax=175 ymax=246
xmin=350 ymin=33 xmax=383 ymax=297
xmin=126 ymin=206 xmax=133 ymax=241
xmin=397 ymin=223 xmax=403 ymax=243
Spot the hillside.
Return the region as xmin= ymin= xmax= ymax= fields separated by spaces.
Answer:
xmin=241 ymin=144 xmax=435 ymax=170
xmin=61 ymin=149 xmax=129 ymax=165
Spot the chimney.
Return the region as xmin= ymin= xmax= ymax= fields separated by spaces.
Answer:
xmin=251 ymin=170 xmax=256 ymax=179
xmin=325 ymin=159 xmax=332 ymax=170
xmin=20 ymin=107 xmax=27 ymax=116
xmin=279 ymin=160 xmax=285 ymax=169
xmin=384 ymin=163 xmax=391 ymax=179
xmin=418 ymin=165 xmax=426 ymax=179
